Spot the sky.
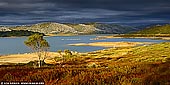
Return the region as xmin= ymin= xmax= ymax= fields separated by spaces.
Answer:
xmin=0 ymin=0 xmax=170 ymax=25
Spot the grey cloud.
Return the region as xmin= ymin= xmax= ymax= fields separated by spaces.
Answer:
xmin=0 ymin=0 xmax=170 ymax=25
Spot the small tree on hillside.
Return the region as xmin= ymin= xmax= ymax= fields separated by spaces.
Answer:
xmin=55 ymin=50 xmax=63 ymax=65
xmin=57 ymin=50 xmax=62 ymax=57
xmin=24 ymin=34 xmax=50 ymax=67
xmin=64 ymin=49 xmax=72 ymax=56
xmin=63 ymin=49 xmax=72 ymax=61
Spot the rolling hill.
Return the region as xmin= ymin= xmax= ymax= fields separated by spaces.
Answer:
xmin=112 ymin=24 xmax=170 ymax=38
xmin=0 ymin=22 xmax=138 ymax=35
xmin=134 ymin=24 xmax=170 ymax=34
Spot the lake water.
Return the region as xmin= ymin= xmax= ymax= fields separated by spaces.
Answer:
xmin=0 ymin=35 xmax=167 ymax=55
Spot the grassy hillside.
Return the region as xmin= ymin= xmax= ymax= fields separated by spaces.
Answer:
xmin=0 ymin=42 xmax=170 ymax=84
xmin=111 ymin=24 xmax=170 ymax=37
xmin=134 ymin=24 xmax=170 ymax=34
xmin=8 ymin=22 xmax=76 ymax=34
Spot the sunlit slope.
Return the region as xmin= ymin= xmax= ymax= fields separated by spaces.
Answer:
xmin=134 ymin=24 xmax=170 ymax=34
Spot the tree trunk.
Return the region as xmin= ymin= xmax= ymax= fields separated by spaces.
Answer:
xmin=38 ymin=53 xmax=41 ymax=68
xmin=39 ymin=60 xmax=41 ymax=68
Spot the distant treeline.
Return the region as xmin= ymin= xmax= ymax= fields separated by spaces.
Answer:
xmin=0 ymin=30 xmax=44 ymax=37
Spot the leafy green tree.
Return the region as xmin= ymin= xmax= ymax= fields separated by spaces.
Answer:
xmin=24 ymin=34 xmax=50 ymax=67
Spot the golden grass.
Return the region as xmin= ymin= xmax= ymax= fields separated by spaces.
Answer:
xmin=0 ymin=52 xmax=59 ymax=65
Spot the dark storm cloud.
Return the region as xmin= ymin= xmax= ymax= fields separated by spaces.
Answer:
xmin=0 ymin=0 xmax=170 ymax=25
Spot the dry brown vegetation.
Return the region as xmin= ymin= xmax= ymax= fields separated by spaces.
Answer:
xmin=0 ymin=42 xmax=170 ymax=84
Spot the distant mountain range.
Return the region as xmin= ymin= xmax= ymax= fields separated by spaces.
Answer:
xmin=1 ymin=22 xmax=169 ymax=36
xmin=0 ymin=22 xmax=138 ymax=35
